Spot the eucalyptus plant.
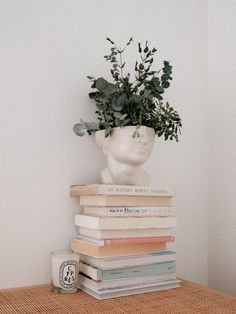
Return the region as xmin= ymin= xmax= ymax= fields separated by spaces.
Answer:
xmin=73 ymin=37 xmax=182 ymax=141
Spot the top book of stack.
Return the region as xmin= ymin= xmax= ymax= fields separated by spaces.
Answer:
xmin=70 ymin=184 xmax=175 ymax=197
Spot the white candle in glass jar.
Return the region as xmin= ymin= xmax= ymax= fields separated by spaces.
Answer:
xmin=51 ymin=250 xmax=79 ymax=291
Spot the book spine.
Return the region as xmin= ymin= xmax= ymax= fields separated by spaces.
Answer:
xmin=104 ymin=236 xmax=175 ymax=245
xmin=101 ymin=261 xmax=176 ymax=280
xmin=75 ymin=215 xmax=177 ymax=229
xmin=70 ymin=185 xmax=175 ymax=197
xmin=84 ymin=206 xmax=174 ymax=216
xmin=79 ymin=195 xmax=172 ymax=207
xmin=79 ymin=226 xmax=172 ymax=240
xmin=98 ymin=186 xmax=175 ymax=196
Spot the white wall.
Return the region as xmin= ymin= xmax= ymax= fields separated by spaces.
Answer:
xmin=208 ymin=0 xmax=236 ymax=294
xmin=0 ymin=0 xmax=208 ymax=289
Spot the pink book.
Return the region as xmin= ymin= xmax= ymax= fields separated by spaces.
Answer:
xmin=103 ymin=236 xmax=175 ymax=245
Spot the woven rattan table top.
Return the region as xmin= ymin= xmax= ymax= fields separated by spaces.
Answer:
xmin=0 ymin=280 xmax=236 ymax=314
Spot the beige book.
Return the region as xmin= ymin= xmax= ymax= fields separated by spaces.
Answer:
xmin=70 ymin=184 xmax=175 ymax=197
xmin=71 ymin=239 xmax=166 ymax=258
xmin=83 ymin=206 xmax=175 ymax=217
xmin=79 ymin=195 xmax=172 ymax=207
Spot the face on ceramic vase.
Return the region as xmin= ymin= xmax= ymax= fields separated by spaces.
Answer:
xmin=108 ymin=126 xmax=155 ymax=165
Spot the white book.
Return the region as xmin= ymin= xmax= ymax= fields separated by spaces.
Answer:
xmin=79 ymin=251 xmax=176 ymax=269
xmin=79 ymin=282 xmax=180 ymax=299
xmin=79 ymin=226 xmax=172 ymax=239
xmin=83 ymin=206 xmax=175 ymax=217
xmin=78 ymin=277 xmax=181 ymax=299
xmin=75 ymin=215 xmax=177 ymax=230
xmin=78 ymin=273 xmax=178 ymax=290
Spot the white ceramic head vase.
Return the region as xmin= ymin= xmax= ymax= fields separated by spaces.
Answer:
xmin=95 ymin=126 xmax=155 ymax=186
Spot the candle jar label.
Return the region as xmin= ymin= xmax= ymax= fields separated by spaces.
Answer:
xmin=59 ymin=260 xmax=78 ymax=289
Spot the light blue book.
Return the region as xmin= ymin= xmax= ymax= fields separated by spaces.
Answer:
xmin=80 ymin=260 xmax=176 ymax=280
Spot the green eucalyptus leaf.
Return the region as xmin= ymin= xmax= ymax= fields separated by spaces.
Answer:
xmin=91 ymin=81 xmax=96 ymax=89
xmin=106 ymin=82 xmax=118 ymax=92
xmin=95 ymin=77 xmax=108 ymax=91
xmin=156 ymin=86 xmax=164 ymax=93
xmin=73 ymin=123 xmax=85 ymax=136
xmin=142 ymin=89 xmax=152 ymax=98
xmin=116 ymin=94 xmax=126 ymax=106
xmin=121 ymin=118 xmax=130 ymax=126
xmin=84 ymin=122 xmax=98 ymax=131
xmin=111 ymin=103 xmax=122 ymax=111
xmin=138 ymin=43 xmax=142 ymax=53
xmin=89 ymin=92 xmax=97 ymax=99
xmin=129 ymin=94 xmax=140 ymax=105
xmin=139 ymin=64 xmax=144 ymax=70
xmin=105 ymin=125 xmax=112 ymax=137
xmin=115 ymin=118 xmax=122 ymax=126
xmin=162 ymin=66 xmax=172 ymax=73
xmin=106 ymin=38 xmax=114 ymax=44
xmin=119 ymin=113 xmax=127 ymax=120
xmin=161 ymin=74 xmax=170 ymax=81
xmin=162 ymin=81 xmax=170 ymax=88
xmin=113 ymin=112 xmax=121 ymax=118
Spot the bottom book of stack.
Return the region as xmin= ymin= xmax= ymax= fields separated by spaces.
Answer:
xmin=77 ymin=251 xmax=181 ymax=299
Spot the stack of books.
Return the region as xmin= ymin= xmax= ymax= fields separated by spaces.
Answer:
xmin=70 ymin=184 xmax=180 ymax=299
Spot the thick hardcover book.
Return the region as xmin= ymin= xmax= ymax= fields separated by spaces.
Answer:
xmin=83 ymin=206 xmax=175 ymax=217
xmin=70 ymin=184 xmax=175 ymax=197
xmin=79 ymin=251 xmax=176 ymax=270
xmin=79 ymin=226 xmax=172 ymax=239
xmin=79 ymin=195 xmax=172 ymax=207
xmin=77 ymin=235 xmax=175 ymax=246
xmin=79 ymin=260 xmax=176 ymax=280
xmin=75 ymin=215 xmax=177 ymax=229
xmin=71 ymin=239 xmax=166 ymax=258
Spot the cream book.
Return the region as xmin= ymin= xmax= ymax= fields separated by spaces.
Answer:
xmin=79 ymin=251 xmax=176 ymax=270
xmin=79 ymin=226 xmax=172 ymax=239
xmin=83 ymin=206 xmax=175 ymax=217
xmin=71 ymin=239 xmax=166 ymax=258
xmin=75 ymin=215 xmax=177 ymax=230
xmin=79 ymin=195 xmax=172 ymax=207
xmin=70 ymin=184 xmax=175 ymax=197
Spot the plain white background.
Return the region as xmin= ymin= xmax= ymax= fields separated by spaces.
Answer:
xmin=208 ymin=0 xmax=236 ymax=294
xmin=0 ymin=0 xmax=234 ymax=294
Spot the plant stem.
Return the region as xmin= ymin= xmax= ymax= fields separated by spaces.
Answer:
xmin=119 ymin=48 xmax=124 ymax=80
